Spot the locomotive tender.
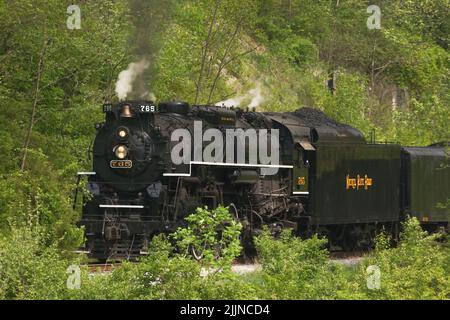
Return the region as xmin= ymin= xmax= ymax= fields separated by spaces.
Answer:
xmin=78 ymin=101 xmax=449 ymax=259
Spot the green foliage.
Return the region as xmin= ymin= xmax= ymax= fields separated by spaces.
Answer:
xmin=391 ymin=95 xmax=450 ymax=145
xmin=0 ymin=171 xmax=84 ymax=249
xmin=254 ymin=228 xmax=349 ymax=299
xmin=0 ymin=224 xmax=81 ymax=299
xmin=0 ymin=0 xmax=130 ymax=248
xmin=74 ymin=236 xmax=204 ymax=300
xmin=172 ymin=206 xmax=242 ymax=268
xmin=354 ymin=218 xmax=450 ymax=299
xmin=320 ymin=71 xmax=373 ymax=137
xmin=249 ymin=218 xmax=450 ymax=300
xmin=152 ymin=0 xmax=259 ymax=104
xmin=201 ymin=271 xmax=259 ymax=299
xmin=250 ymin=0 xmax=449 ymax=145
xmin=0 ymin=215 xmax=448 ymax=300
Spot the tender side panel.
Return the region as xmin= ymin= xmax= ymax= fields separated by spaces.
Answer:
xmin=401 ymin=147 xmax=449 ymax=222
xmin=310 ymin=144 xmax=401 ymax=225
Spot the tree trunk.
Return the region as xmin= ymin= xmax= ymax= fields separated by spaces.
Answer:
xmin=194 ymin=0 xmax=221 ymax=105
xmin=20 ymin=39 xmax=49 ymax=171
xmin=327 ymin=0 xmax=340 ymax=67
xmin=370 ymin=38 xmax=377 ymax=91
xmin=207 ymin=17 xmax=244 ymax=104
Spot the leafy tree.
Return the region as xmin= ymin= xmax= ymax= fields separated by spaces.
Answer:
xmin=0 ymin=1 xmax=130 ymax=246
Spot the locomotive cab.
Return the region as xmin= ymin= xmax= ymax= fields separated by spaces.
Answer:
xmin=292 ymin=141 xmax=314 ymax=195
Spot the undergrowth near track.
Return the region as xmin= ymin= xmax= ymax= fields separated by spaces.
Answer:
xmin=0 ymin=208 xmax=448 ymax=300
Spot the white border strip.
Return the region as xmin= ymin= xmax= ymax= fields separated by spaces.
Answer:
xmin=99 ymin=204 xmax=144 ymax=209
xmin=292 ymin=191 xmax=309 ymax=195
xmin=77 ymin=171 xmax=96 ymax=175
xmin=163 ymin=161 xmax=293 ymax=177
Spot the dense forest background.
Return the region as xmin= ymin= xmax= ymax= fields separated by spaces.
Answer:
xmin=0 ymin=0 xmax=448 ymax=299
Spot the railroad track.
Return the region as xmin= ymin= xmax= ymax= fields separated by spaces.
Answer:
xmin=86 ymin=263 xmax=122 ymax=273
xmin=329 ymin=251 xmax=365 ymax=266
xmin=330 ymin=250 xmax=365 ymax=260
xmin=86 ymin=251 xmax=366 ymax=275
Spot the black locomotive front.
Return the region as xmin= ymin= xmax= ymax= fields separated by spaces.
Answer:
xmin=81 ymin=101 xmax=171 ymax=259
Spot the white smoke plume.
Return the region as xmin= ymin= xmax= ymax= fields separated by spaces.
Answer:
xmin=115 ymin=59 xmax=150 ymax=101
xmin=248 ymin=86 xmax=264 ymax=108
xmin=216 ymin=95 xmax=246 ymax=108
xmin=216 ymin=84 xmax=265 ymax=109
xmin=140 ymin=91 xmax=157 ymax=101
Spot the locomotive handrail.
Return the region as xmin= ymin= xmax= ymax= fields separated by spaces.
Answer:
xmin=99 ymin=204 xmax=145 ymax=209
xmin=163 ymin=161 xmax=294 ymax=177
xmin=73 ymin=172 xmax=97 ymax=209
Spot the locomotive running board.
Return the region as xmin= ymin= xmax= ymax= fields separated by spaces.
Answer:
xmin=163 ymin=161 xmax=294 ymax=177
xmin=77 ymin=171 xmax=96 ymax=175
xmin=99 ymin=204 xmax=145 ymax=209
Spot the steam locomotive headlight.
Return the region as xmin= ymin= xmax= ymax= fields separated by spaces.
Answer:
xmin=118 ymin=130 xmax=127 ymax=138
xmin=116 ymin=126 xmax=129 ymax=139
xmin=114 ymin=145 xmax=128 ymax=159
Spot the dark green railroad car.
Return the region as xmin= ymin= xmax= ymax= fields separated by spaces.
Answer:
xmin=401 ymin=146 xmax=449 ymax=225
xmin=310 ymin=143 xmax=401 ymax=225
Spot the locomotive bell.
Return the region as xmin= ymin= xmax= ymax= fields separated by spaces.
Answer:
xmin=120 ymin=105 xmax=133 ymax=118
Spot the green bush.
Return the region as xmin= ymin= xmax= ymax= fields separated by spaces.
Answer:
xmin=351 ymin=218 xmax=450 ymax=299
xmin=0 ymin=224 xmax=81 ymax=299
xmin=171 ymin=206 xmax=242 ymax=269
xmin=254 ymin=228 xmax=346 ymax=299
xmin=75 ymin=235 xmax=204 ymax=300
xmin=250 ymin=218 xmax=450 ymax=300
xmin=0 ymin=171 xmax=84 ymax=250
xmin=1 ymin=215 xmax=448 ymax=300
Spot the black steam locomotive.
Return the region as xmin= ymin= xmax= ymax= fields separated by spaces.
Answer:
xmin=78 ymin=101 xmax=449 ymax=259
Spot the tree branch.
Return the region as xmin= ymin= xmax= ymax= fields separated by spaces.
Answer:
xmin=21 ymin=39 xmax=50 ymax=171
xmin=194 ymin=0 xmax=221 ymax=105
